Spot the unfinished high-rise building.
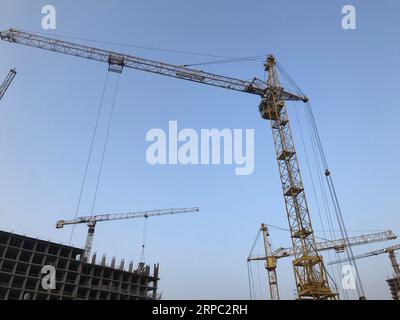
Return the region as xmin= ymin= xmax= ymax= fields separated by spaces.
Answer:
xmin=0 ymin=230 xmax=159 ymax=300
xmin=386 ymin=277 xmax=400 ymax=300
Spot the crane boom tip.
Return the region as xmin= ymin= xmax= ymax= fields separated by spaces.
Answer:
xmin=56 ymin=220 xmax=64 ymax=229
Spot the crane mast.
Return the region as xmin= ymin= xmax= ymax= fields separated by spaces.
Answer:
xmin=248 ymin=224 xmax=396 ymax=299
xmin=388 ymin=250 xmax=400 ymax=277
xmin=260 ymin=55 xmax=335 ymax=299
xmin=260 ymin=224 xmax=280 ymax=300
xmin=0 ymin=68 xmax=16 ymax=101
xmin=56 ymin=207 xmax=199 ymax=260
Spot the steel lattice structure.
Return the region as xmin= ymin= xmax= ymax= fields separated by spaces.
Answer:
xmin=56 ymin=207 xmax=199 ymax=260
xmin=329 ymin=243 xmax=400 ymax=277
xmin=248 ymin=225 xmax=396 ymax=299
xmin=249 ymin=230 xmax=396 ymax=261
xmin=0 ymin=68 xmax=16 ymax=101
xmin=260 ymin=56 xmax=335 ymax=299
xmin=282 ymin=230 xmax=397 ymax=257
xmin=260 ymin=224 xmax=280 ymax=300
xmin=56 ymin=207 xmax=199 ymax=227
xmin=0 ymin=29 xmax=306 ymax=100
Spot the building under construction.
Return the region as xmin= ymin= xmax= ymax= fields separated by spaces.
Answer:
xmin=0 ymin=230 xmax=159 ymax=300
xmin=387 ymin=277 xmax=400 ymax=300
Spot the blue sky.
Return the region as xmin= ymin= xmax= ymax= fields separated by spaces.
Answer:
xmin=0 ymin=0 xmax=399 ymax=299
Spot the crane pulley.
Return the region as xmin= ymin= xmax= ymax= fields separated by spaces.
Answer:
xmin=56 ymin=207 xmax=199 ymax=261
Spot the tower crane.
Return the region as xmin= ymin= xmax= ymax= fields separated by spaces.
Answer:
xmin=328 ymin=244 xmax=400 ymax=300
xmin=1 ymin=28 xmax=343 ymax=298
xmin=56 ymin=207 xmax=199 ymax=261
xmin=0 ymin=68 xmax=16 ymax=101
xmin=248 ymin=223 xmax=396 ymax=300
xmin=328 ymin=244 xmax=400 ymax=278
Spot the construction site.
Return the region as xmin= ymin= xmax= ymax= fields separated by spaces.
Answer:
xmin=0 ymin=230 xmax=159 ymax=300
xmin=0 ymin=1 xmax=399 ymax=301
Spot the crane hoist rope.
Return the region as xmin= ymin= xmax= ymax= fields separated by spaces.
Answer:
xmin=90 ymin=72 xmax=121 ymax=216
xmin=19 ymin=28 xmax=270 ymax=61
xmin=276 ymin=63 xmax=364 ymax=298
xmin=292 ymin=100 xmax=349 ymax=297
xmin=68 ymin=71 xmax=110 ymax=245
xmin=140 ymin=217 xmax=148 ymax=262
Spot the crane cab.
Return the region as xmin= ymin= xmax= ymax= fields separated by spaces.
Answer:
xmin=266 ymin=256 xmax=278 ymax=270
xmin=259 ymin=98 xmax=284 ymax=120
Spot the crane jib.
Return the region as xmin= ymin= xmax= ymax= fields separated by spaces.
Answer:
xmin=0 ymin=29 xmax=306 ymax=101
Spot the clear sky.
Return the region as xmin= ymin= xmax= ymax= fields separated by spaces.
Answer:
xmin=0 ymin=0 xmax=399 ymax=299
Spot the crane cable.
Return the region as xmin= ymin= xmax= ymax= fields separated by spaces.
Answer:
xmin=247 ymin=228 xmax=261 ymax=300
xmin=140 ymin=217 xmax=148 ymax=262
xmin=248 ymin=227 xmax=261 ymax=259
xmin=276 ymin=62 xmax=305 ymax=97
xmin=276 ymin=61 xmax=363 ymax=298
xmin=247 ymin=261 xmax=253 ymax=300
xmin=247 ymin=260 xmax=257 ymax=300
xmin=20 ymin=29 xmax=268 ymax=61
xmin=305 ymin=100 xmax=365 ymax=299
xmin=266 ymin=223 xmax=385 ymax=235
xmin=255 ymin=239 xmax=264 ymax=299
xmin=292 ymin=101 xmax=348 ymax=298
xmin=181 ymin=55 xmax=266 ymax=67
xmin=302 ymin=101 xmax=351 ymax=300
xmin=69 ymin=71 xmax=110 ymax=245
xmin=90 ymin=73 xmax=121 ymax=216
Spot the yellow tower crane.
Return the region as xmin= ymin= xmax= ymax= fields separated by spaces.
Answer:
xmin=1 ymin=28 xmax=349 ymax=299
xmin=247 ymin=223 xmax=397 ymax=300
